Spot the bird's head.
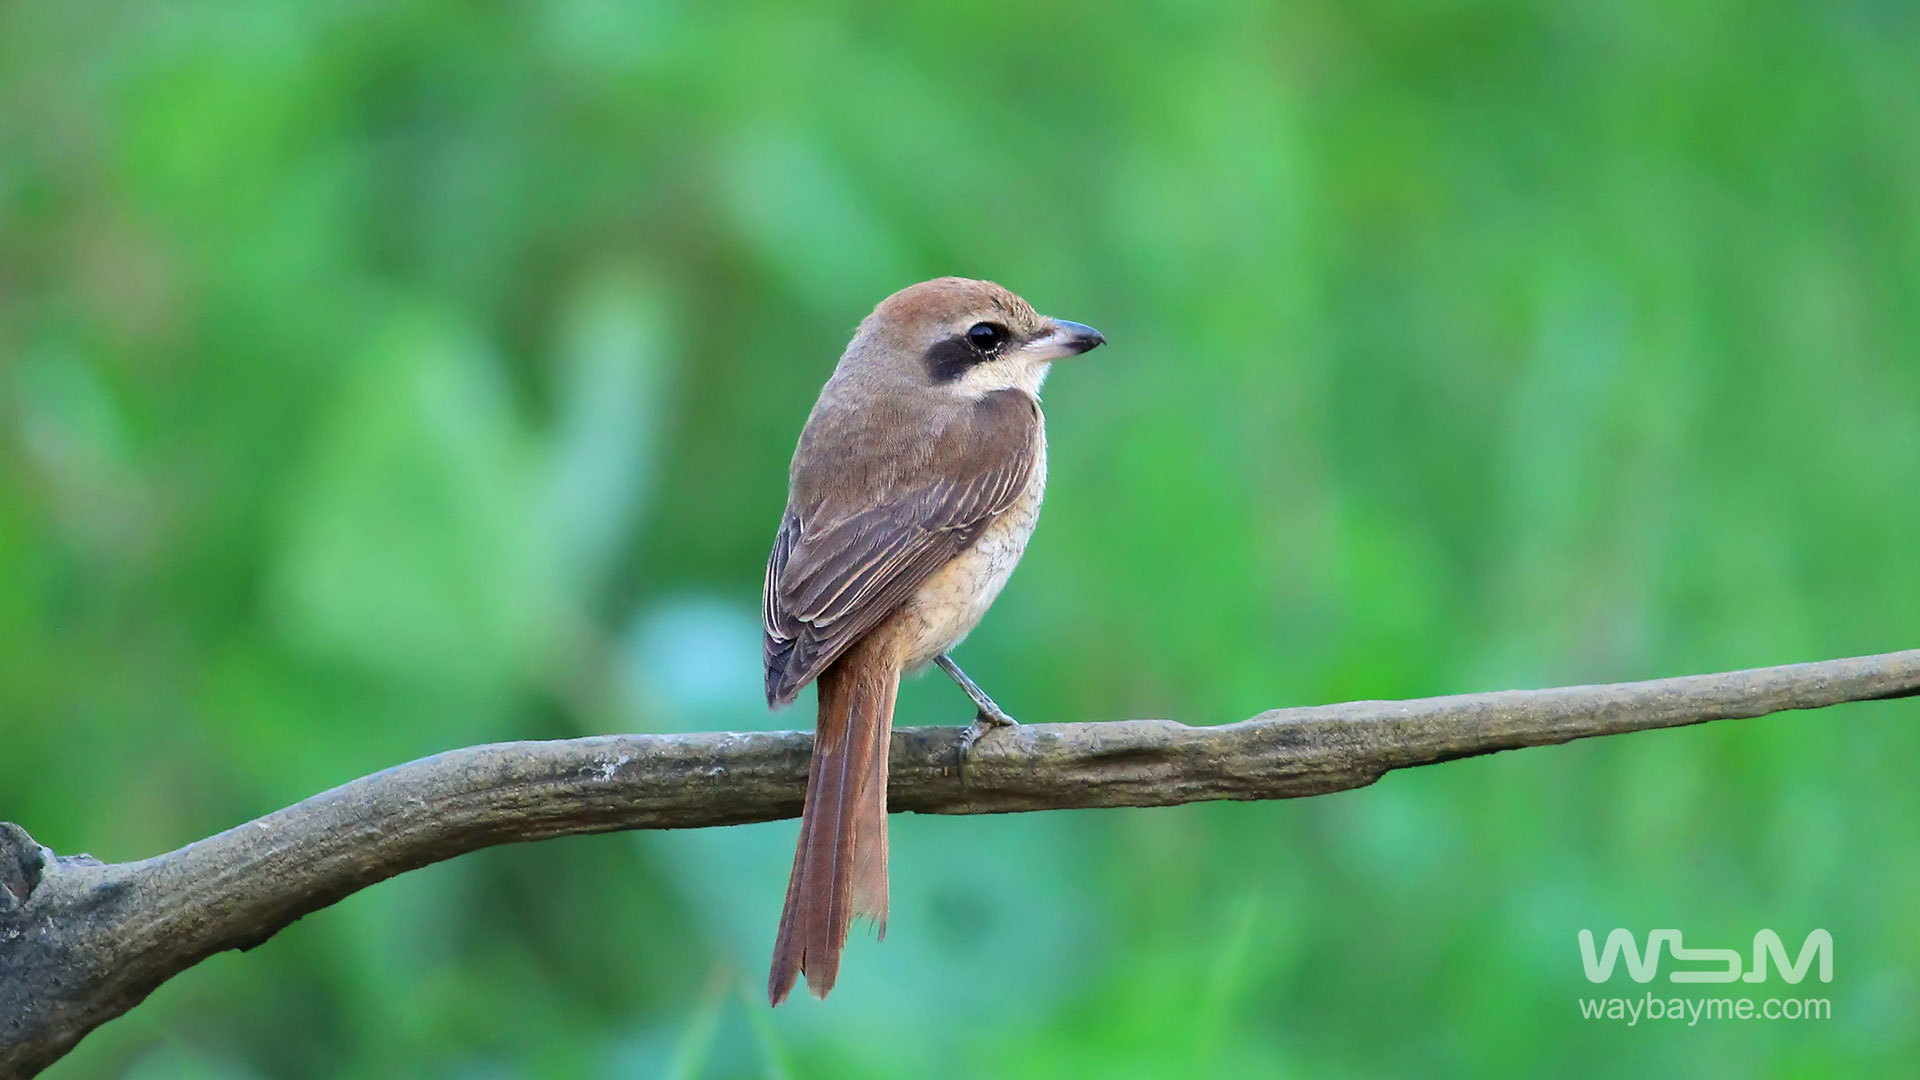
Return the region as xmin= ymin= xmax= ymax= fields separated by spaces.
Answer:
xmin=845 ymin=277 xmax=1105 ymax=398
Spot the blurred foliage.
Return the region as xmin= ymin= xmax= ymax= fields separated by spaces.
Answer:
xmin=4 ymin=0 xmax=1918 ymax=1076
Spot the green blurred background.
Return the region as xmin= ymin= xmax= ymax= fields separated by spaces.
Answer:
xmin=4 ymin=0 xmax=1917 ymax=1076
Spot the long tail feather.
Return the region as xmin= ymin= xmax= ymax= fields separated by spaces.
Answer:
xmin=768 ymin=645 xmax=899 ymax=1004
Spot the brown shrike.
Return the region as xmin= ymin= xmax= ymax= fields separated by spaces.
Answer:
xmin=763 ymin=277 xmax=1105 ymax=1004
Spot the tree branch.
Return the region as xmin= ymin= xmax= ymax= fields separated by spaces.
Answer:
xmin=5 ymin=648 xmax=1917 ymax=1075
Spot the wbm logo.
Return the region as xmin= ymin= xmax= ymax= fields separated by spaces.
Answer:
xmin=1578 ymin=929 xmax=1833 ymax=984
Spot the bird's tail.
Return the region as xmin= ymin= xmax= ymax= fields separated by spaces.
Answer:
xmin=768 ymin=642 xmax=899 ymax=1004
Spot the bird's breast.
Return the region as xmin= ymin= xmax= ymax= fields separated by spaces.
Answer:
xmin=888 ymin=427 xmax=1048 ymax=671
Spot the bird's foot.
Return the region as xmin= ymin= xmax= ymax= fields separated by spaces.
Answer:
xmin=957 ymin=706 xmax=1019 ymax=772
xmin=935 ymin=653 xmax=1019 ymax=775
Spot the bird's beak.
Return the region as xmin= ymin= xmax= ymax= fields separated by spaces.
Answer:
xmin=1030 ymin=319 xmax=1107 ymax=360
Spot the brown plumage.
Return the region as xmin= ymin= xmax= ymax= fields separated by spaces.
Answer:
xmin=763 ymin=277 xmax=1105 ymax=1004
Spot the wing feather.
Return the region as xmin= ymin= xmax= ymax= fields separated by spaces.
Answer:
xmin=763 ymin=390 xmax=1039 ymax=705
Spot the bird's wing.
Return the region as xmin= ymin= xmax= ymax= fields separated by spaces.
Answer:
xmin=763 ymin=389 xmax=1040 ymax=705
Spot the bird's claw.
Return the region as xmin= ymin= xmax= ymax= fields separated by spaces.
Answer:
xmin=957 ymin=708 xmax=1019 ymax=773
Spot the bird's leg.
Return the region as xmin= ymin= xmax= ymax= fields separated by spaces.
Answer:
xmin=935 ymin=653 xmax=1018 ymax=727
xmin=935 ymin=654 xmax=1018 ymax=760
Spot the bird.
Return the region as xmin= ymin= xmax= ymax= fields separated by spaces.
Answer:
xmin=762 ymin=277 xmax=1105 ymax=1004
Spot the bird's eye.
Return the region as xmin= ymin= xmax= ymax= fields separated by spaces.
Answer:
xmin=966 ymin=322 xmax=1007 ymax=353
